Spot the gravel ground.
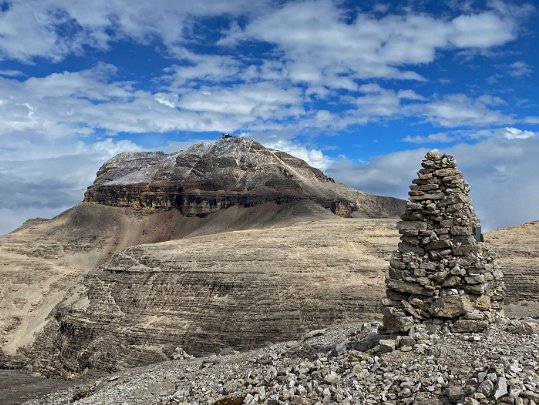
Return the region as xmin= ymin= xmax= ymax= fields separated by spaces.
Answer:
xmin=23 ymin=318 xmax=539 ymax=405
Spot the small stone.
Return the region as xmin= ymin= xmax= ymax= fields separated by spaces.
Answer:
xmin=477 ymin=379 xmax=494 ymax=397
xmin=446 ymin=385 xmax=465 ymax=402
xmin=453 ymin=320 xmax=488 ymax=333
xmin=522 ymin=391 xmax=539 ymax=401
xmin=304 ymin=329 xmax=326 ymax=339
xmin=494 ymin=377 xmax=508 ymax=400
xmin=378 ymin=339 xmax=396 ymax=353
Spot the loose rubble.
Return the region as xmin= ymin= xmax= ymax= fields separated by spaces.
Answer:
xmin=24 ymin=319 xmax=539 ymax=405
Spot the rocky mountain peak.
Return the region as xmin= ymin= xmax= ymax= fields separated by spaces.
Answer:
xmin=84 ymin=136 xmax=405 ymax=218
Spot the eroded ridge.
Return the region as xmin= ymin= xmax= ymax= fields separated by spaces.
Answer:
xmin=381 ymin=150 xmax=506 ymax=334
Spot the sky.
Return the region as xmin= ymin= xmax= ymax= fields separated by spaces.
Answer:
xmin=0 ymin=0 xmax=538 ymax=234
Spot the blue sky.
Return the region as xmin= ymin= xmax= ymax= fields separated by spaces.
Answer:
xmin=0 ymin=0 xmax=538 ymax=233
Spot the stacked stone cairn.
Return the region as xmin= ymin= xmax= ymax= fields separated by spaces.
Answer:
xmin=381 ymin=150 xmax=505 ymax=334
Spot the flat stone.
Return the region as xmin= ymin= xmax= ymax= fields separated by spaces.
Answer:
xmin=522 ymin=391 xmax=539 ymax=401
xmin=494 ymin=377 xmax=508 ymax=400
xmin=378 ymin=339 xmax=396 ymax=353
xmin=386 ymin=279 xmax=436 ymax=296
xmin=400 ymin=213 xmax=425 ymax=221
xmin=451 ymin=226 xmax=472 ymax=236
xmin=425 ymin=240 xmax=452 ymax=250
xmin=433 ymin=168 xmax=459 ymax=177
xmin=397 ymin=221 xmax=428 ymax=231
xmin=442 ymin=275 xmax=461 ymax=287
xmin=452 ymin=319 xmax=488 ymax=333
xmin=398 ymin=243 xmax=425 ymax=255
xmin=410 ymin=193 xmax=444 ymax=201
xmin=462 ymin=284 xmax=488 ymax=295
xmin=464 ymin=274 xmax=486 ymax=285
xmin=429 ymin=295 xmax=471 ymax=318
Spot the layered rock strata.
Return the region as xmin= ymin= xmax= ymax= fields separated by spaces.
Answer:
xmin=382 ymin=150 xmax=506 ymax=334
xmin=25 ymin=219 xmax=398 ymax=377
xmin=84 ymin=136 xmax=405 ymax=218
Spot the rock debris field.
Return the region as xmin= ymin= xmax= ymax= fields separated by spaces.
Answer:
xmin=25 ymin=319 xmax=539 ymax=405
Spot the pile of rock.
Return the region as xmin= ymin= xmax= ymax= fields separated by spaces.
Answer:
xmin=27 ymin=320 xmax=539 ymax=405
xmin=382 ymin=150 xmax=505 ymax=334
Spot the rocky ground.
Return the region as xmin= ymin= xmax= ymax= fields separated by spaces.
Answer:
xmin=23 ymin=317 xmax=539 ymax=405
xmin=0 ymin=371 xmax=75 ymax=405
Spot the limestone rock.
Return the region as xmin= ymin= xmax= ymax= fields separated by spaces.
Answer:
xmin=24 ymin=219 xmax=399 ymax=377
xmin=429 ymin=295 xmax=472 ymax=318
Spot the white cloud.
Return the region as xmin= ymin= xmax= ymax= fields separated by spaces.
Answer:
xmin=449 ymin=12 xmax=517 ymax=48
xmin=502 ymin=127 xmax=535 ymax=140
xmin=0 ymin=69 xmax=25 ymax=78
xmin=508 ymin=61 xmax=532 ymax=77
xmin=179 ymin=82 xmax=304 ymax=120
xmin=221 ymin=0 xmax=525 ymax=87
xmin=402 ymin=132 xmax=455 ymax=144
xmin=0 ymin=64 xmax=306 ymax=138
xmin=0 ymin=0 xmax=264 ymax=62
xmin=165 ymin=51 xmax=242 ymax=87
xmin=154 ymin=92 xmax=179 ymax=108
xmin=524 ymin=116 xmax=539 ymax=124
xmin=423 ymin=94 xmax=513 ymax=127
xmin=327 ymin=137 xmax=539 ymax=230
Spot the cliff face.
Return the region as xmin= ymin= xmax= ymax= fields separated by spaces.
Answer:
xmin=485 ymin=221 xmax=539 ymax=317
xmin=27 ymin=218 xmax=399 ymax=377
xmin=84 ymin=137 xmax=405 ymax=218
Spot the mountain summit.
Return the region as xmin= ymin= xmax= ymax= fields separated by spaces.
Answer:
xmin=84 ymin=136 xmax=404 ymax=218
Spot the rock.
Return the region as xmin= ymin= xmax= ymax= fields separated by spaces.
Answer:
xmin=452 ymin=320 xmax=488 ymax=333
xmin=473 ymin=295 xmax=491 ymax=311
xmin=429 ymin=295 xmax=471 ymax=318
xmin=494 ymin=376 xmax=508 ymax=400
xmin=477 ymin=379 xmax=495 ymax=397
xmin=378 ymin=339 xmax=396 ymax=353
xmin=385 ymin=279 xmax=435 ymax=296
xmin=305 ymin=329 xmax=326 ymax=339
xmin=397 ymin=221 xmax=428 ymax=231
xmin=446 ymin=385 xmax=465 ymax=402
xmin=522 ymin=391 xmax=539 ymax=401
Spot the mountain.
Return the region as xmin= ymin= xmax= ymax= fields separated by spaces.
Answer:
xmin=0 ymin=136 xmax=405 ymax=377
xmin=84 ymin=136 xmax=404 ymax=218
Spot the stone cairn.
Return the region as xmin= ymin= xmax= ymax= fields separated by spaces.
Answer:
xmin=381 ymin=150 xmax=505 ymax=334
